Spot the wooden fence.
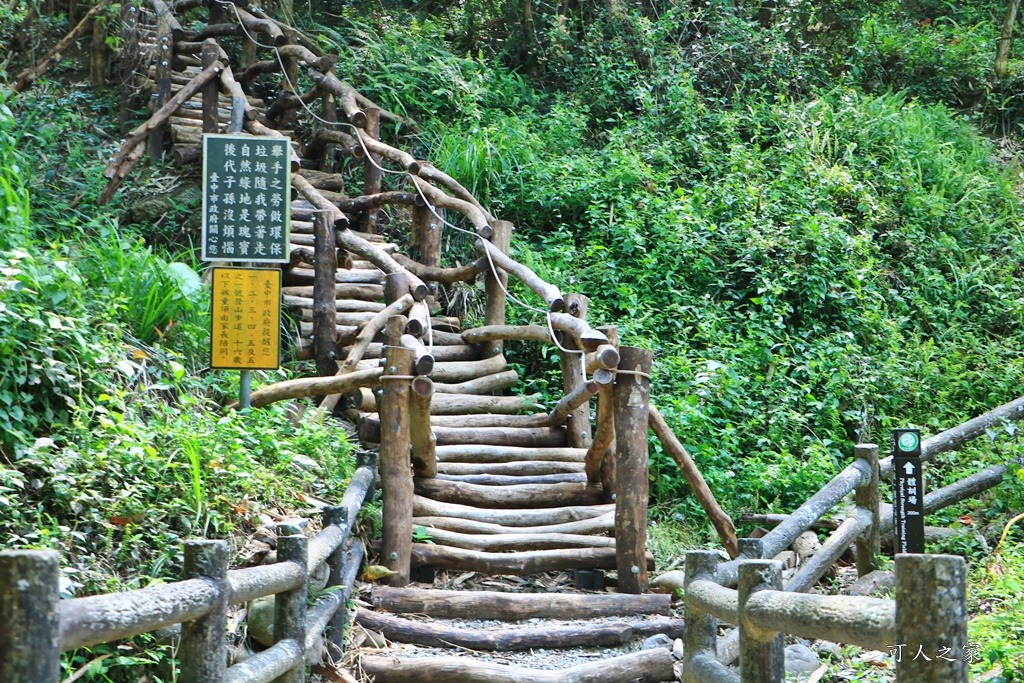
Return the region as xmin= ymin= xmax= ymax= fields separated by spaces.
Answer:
xmin=0 ymin=456 xmax=377 ymax=683
xmin=681 ymin=547 xmax=969 ymax=683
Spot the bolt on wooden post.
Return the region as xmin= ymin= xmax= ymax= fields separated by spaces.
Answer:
xmin=179 ymin=540 xmax=229 ymax=683
xmin=614 ymin=346 xmax=653 ymax=594
xmin=854 ymin=443 xmax=880 ymax=576
xmin=0 ymin=550 xmax=61 ymax=683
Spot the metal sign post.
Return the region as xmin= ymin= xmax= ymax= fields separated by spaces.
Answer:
xmin=201 ymin=133 xmax=290 ymax=407
xmin=892 ymin=428 xmax=925 ymax=554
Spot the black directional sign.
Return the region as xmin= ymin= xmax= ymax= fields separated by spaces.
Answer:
xmin=202 ymin=134 xmax=291 ymax=263
xmin=892 ymin=428 xmax=925 ymax=554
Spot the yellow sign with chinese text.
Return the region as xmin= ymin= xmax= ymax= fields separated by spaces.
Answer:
xmin=210 ymin=267 xmax=281 ymax=370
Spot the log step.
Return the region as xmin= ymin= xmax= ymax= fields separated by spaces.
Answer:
xmin=414 ymin=478 xmax=603 ymax=509
xmin=370 ymin=585 xmax=673 ymax=620
xmin=360 ymin=649 xmax=674 ymax=683
xmin=413 ymin=527 xmax=613 ymax=551
xmin=435 ymin=472 xmax=587 ymax=486
xmin=435 ymin=460 xmax=584 ymax=476
xmin=354 ymin=609 xmax=683 ymax=651
xmin=410 ymin=544 xmax=655 ymax=574
xmin=412 ymin=509 xmax=614 ymax=536
xmin=413 ymin=497 xmax=613 ymax=526
xmin=436 ymin=445 xmax=587 ymax=463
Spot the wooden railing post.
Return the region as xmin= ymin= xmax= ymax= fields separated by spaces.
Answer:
xmin=0 ymin=550 xmax=61 ymax=683
xmin=855 ymin=443 xmax=880 ymax=577
xmin=595 ymin=324 xmax=619 ymax=494
xmin=614 ymin=346 xmax=653 ymax=594
xmin=241 ymin=0 xmax=259 ymax=69
xmin=895 ymin=554 xmax=968 ymax=683
xmin=274 ymin=530 xmax=308 ymax=683
xmin=482 ymin=220 xmax=512 ymax=359
xmin=180 ymin=540 xmax=229 ymax=683
xmin=361 ymin=107 xmax=382 ymax=234
xmin=323 ymin=505 xmax=349 ymax=650
xmin=737 ymin=537 xmax=764 ymax=559
xmin=682 ymin=550 xmax=720 ymax=683
xmin=560 ymin=293 xmax=592 ymax=449
xmin=148 ymin=11 xmax=173 ymax=163
xmin=201 ymin=39 xmax=220 ymax=134
xmin=410 ymin=375 xmax=437 ymax=477
xmin=738 ymin=559 xmax=785 ymax=683
xmin=313 ymin=210 xmax=339 ymax=378
xmin=380 ymin=307 xmax=415 ymax=587
xmin=320 ymin=93 xmax=338 ymax=173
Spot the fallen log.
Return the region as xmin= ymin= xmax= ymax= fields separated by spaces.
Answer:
xmin=435 ymin=445 xmax=585 ymax=463
xmin=354 ymin=609 xmax=631 ymax=650
xmin=233 ymin=367 xmax=383 ymax=410
xmin=411 ymin=510 xmax=613 ymax=536
xmin=409 ymin=544 xmax=655 ymax=575
xmin=649 ymin=406 xmax=738 ymax=559
xmin=414 ymin=527 xmax=613 ymax=551
xmin=413 ymin=496 xmax=613 ymax=526
xmin=360 ymin=649 xmax=673 ymax=683
xmin=13 ymin=0 xmax=115 ymax=93
xmin=414 ymin=478 xmax=605 ymax=509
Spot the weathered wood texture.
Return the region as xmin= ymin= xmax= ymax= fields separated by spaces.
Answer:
xmin=313 ymin=211 xmax=339 ymax=377
xmin=380 ymin=320 xmax=414 ymax=587
xmin=355 ymin=609 xmax=633 ymax=650
xmin=360 ymin=649 xmax=673 ymax=683
xmin=559 ymin=293 xmax=592 ymax=448
xmin=415 ymin=478 xmax=605 ymax=509
xmin=894 ymin=554 xmax=968 ymax=682
xmin=410 ymin=544 xmax=654 ymax=575
xmin=370 ymin=586 xmax=671 ymax=620
xmin=614 ymin=346 xmax=653 ymax=594
xmin=0 ymin=551 xmax=61 ymax=683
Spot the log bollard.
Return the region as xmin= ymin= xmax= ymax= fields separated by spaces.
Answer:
xmin=180 ymin=540 xmax=229 ymax=683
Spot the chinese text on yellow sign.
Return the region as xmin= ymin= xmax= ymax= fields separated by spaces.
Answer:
xmin=211 ymin=267 xmax=281 ymax=370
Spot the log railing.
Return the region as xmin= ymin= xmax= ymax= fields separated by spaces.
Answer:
xmin=681 ymin=548 xmax=969 ymax=682
xmin=0 ymin=456 xmax=378 ymax=683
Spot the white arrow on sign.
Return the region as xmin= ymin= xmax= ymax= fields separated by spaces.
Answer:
xmin=904 ymin=461 xmax=916 ymax=475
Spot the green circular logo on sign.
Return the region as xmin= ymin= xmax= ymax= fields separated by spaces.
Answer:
xmin=898 ymin=432 xmax=919 ymax=452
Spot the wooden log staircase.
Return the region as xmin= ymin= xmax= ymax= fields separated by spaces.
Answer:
xmin=77 ymin=2 xmax=738 ymax=679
